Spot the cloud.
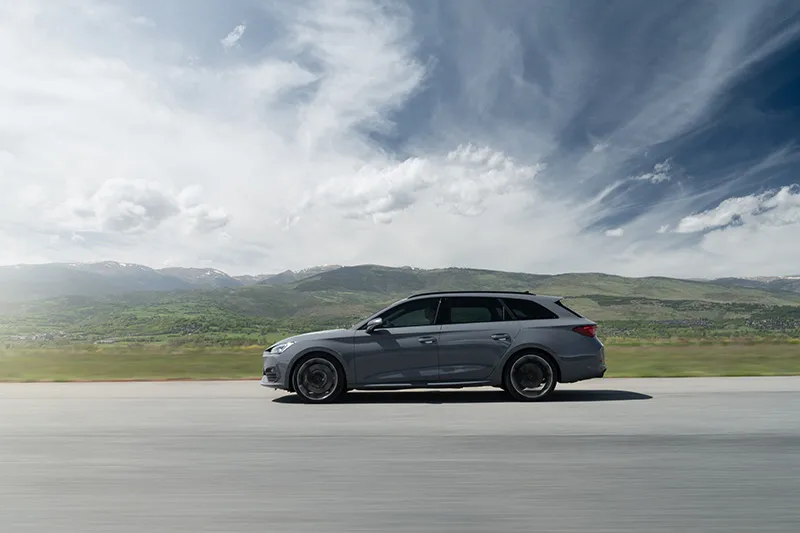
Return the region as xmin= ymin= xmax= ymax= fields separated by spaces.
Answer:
xmin=283 ymin=0 xmax=428 ymax=150
xmin=633 ymin=160 xmax=673 ymax=184
xmin=55 ymin=179 xmax=229 ymax=235
xmin=221 ymin=23 xmax=246 ymax=50
xmin=1 ymin=0 xmax=800 ymax=278
xmin=294 ymin=144 xmax=542 ymax=223
xmin=183 ymin=204 xmax=231 ymax=233
xmin=66 ymin=179 xmax=182 ymax=233
xmin=675 ymin=185 xmax=800 ymax=234
xmin=0 ymin=0 xmax=433 ymax=272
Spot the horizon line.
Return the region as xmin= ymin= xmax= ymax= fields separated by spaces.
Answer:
xmin=1 ymin=259 xmax=799 ymax=281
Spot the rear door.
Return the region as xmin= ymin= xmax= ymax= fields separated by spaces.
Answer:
xmin=436 ymin=296 xmax=521 ymax=382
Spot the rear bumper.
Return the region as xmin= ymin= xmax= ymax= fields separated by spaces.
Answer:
xmin=557 ymin=345 xmax=606 ymax=383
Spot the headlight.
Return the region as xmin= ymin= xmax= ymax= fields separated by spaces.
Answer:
xmin=270 ymin=341 xmax=295 ymax=354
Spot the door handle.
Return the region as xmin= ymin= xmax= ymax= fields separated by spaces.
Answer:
xmin=418 ymin=336 xmax=436 ymax=344
xmin=490 ymin=333 xmax=510 ymax=341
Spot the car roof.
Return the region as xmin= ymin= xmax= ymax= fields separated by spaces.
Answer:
xmin=406 ymin=290 xmax=560 ymax=300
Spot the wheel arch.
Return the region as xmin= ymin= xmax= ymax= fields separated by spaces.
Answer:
xmin=501 ymin=345 xmax=562 ymax=385
xmin=286 ymin=348 xmax=348 ymax=393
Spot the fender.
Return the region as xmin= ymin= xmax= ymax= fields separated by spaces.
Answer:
xmin=285 ymin=347 xmax=354 ymax=392
xmin=488 ymin=342 xmax=562 ymax=385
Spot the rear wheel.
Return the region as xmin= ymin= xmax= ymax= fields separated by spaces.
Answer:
xmin=503 ymin=352 xmax=557 ymax=402
xmin=291 ymin=354 xmax=346 ymax=404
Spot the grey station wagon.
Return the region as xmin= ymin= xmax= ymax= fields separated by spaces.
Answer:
xmin=261 ymin=290 xmax=606 ymax=403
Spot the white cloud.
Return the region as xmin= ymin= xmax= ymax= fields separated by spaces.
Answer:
xmin=674 ymin=185 xmax=800 ymax=234
xmin=0 ymin=0 xmax=434 ymax=273
xmin=293 ymin=144 xmax=542 ymax=224
xmin=592 ymin=185 xmax=800 ymax=278
xmin=605 ymin=228 xmax=624 ymax=237
xmin=284 ymin=1 xmax=428 ymax=151
xmin=0 ymin=0 xmax=799 ymax=279
xmin=584 ymin=159 xmax=676 ymax=211
xmin=183 ymin=204 xmax=231 ymax=233
xmin=221 ymin=23 xmax=246 ymax=50
xmin=63 ymin=179 xmax=183 ymax=234
xmin=633 ymin=160 xmax=673 ymax=184
xmin=38 ymin=178 xmax=229 ymax=237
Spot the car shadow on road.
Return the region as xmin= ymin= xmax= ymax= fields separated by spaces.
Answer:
xmin=273 ymin=389 xmax=653 ymax=404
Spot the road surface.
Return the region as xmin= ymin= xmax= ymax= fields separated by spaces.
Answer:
xmin=2 ymin=377 xmax=799 ymax=532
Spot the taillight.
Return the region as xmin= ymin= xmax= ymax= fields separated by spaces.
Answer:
xmin=573 ymin=324 xmax=597 ymax=337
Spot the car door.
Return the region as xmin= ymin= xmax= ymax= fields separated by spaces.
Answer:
xmin=436 ymin=296 xmax=521 ymax=382
xmin=352 ymin=297 xmax=442 ymax=386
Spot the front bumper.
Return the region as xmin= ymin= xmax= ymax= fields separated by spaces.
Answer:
xmin=261 ymin=354 xmax=287 ymax=389
xmin=260 ymin=375 xmax=283 ymax=388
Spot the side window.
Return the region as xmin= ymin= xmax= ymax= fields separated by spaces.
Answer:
xmin=442 ymin=297 xmax=505 ymax=324
xmin=380 ymin=298 xmax=440 ymax=328
xmin=502 ymin=298 xmax=558 ymax=320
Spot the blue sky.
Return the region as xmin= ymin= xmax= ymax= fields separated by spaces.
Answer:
xmin=1 ymin=0 xmax=800 ymax=277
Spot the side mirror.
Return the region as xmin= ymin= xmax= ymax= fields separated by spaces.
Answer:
xmin=365 ymin=317 xmax=384 ymax=333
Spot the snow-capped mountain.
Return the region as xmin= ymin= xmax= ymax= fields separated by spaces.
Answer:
xmin=0 ymin=261 xmax=193 ymax=302
xmin=255 ymin=265 xmax=343 ymax=286
xmin=159 ymin=267 xmax=241 ymax=288
xmin=0 ymin=261 xmax=344 ymax=302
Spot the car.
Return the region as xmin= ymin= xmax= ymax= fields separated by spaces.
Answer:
xmin=260 ymin=290 xmax=606 ymax=403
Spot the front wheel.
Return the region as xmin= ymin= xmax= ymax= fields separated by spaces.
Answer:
xmin=291 ymin=354 xmax=346 ymax=404
xmin=503 ymin=352 xmax=557 ymax=402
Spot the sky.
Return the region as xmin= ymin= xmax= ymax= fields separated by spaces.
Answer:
xmin=2 ymin=0 xmax=800 ymax=278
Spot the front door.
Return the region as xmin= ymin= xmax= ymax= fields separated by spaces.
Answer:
xmin=353 ymin=297 xmax=442 ymax=386
xmin=436 ymin=296 xmax=521 ymax=382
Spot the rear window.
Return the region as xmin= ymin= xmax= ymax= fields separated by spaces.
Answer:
xmin=502 ymin=298 xmax=558 ymax=320
xmin=554 ymin=299 xmax=583 ymax=318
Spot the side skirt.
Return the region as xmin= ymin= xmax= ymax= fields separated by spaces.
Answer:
xmin=349 ymin=380 xmax=492 ymax=391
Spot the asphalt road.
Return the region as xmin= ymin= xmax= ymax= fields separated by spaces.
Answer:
xmin=2 ymin=377 xmax=799 ymax=532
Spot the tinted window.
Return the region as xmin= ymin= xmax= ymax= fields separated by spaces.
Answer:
xmin=443 ymin=297 xmax=505 ymax=324
xmin=555 ymin=300 xmax=583 ymax=317
xmin=380 ymin=298 xmax=440 ymax=328
xmin=503 ymin=298 xmax=558 ymax=320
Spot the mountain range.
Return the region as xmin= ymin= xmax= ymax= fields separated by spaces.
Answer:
xmin=3 ymin=262 xmax=800 ymax=342
xmin=1 ymin=261 xmax=800 ymax=304
xmin=0 ymin=262 xmax=342 ymax=302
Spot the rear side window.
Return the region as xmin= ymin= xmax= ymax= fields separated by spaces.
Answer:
xmin=502 ymin=298 xmax=558 ymax=320
xmin=441 ymin=297 xmax=506 ymax=324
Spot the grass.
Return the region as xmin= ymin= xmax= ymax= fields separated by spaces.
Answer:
xmin=1 ymin=340 xmax=800 ymax=382
xmin=605 ymin=342 xmax=800 ymax=377
xmin=0 ymin=345 xmax=263 ymax=382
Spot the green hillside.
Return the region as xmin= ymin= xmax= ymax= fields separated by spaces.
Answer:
xmin=291 ymin=266 xmax=800 ymax=304
xmin=2 ymin=264 xmax=800 ymax=345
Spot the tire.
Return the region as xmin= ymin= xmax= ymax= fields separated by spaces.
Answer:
xmin=503 ymin=351 xmax=558 ymax=402
xmin=291 ymin=353 xmax=346 ymax=404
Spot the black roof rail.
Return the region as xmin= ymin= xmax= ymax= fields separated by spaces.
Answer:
xmin=407 ymin=290 xmax=535 ymax=299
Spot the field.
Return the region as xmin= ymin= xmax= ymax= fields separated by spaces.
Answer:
xmin=2 ymin=339 xmax=800 ymax=382
xmin=2 ymin=264 xmax=800 ymax=382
